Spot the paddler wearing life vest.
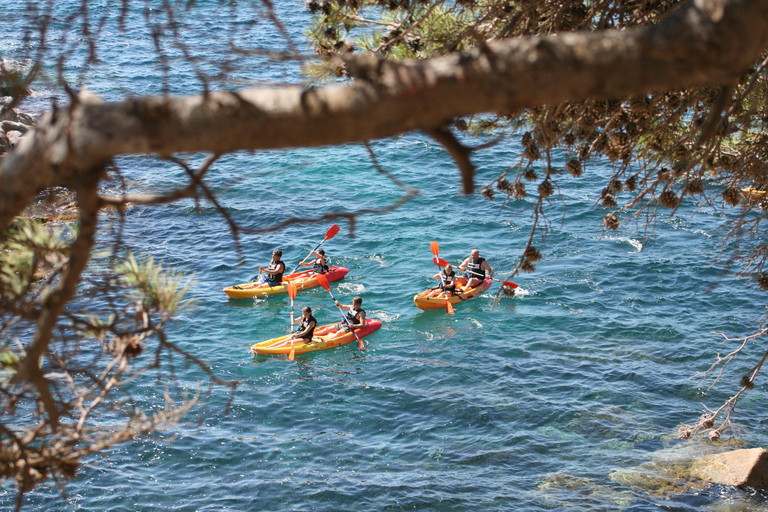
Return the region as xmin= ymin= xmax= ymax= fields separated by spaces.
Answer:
xmin=315 ymin=296 xmax=366 ymax=339
xmin=298 ymin=249 xmax=329 ymax=274
xmin=457 ymin=249 xmax=493 ymax=291
xmin=238 ymin=248 xmax=285 ymax=290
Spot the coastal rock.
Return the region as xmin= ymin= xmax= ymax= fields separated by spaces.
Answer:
xmin=1 ymin=120 xmax=29 ymax=134
xmin=689 ymin=448 xmax=768 ymax=489
xmin=6 ymin=130 xmax=22 ymax=147
xmin=0 ymin=103 xmax=17 ymax=122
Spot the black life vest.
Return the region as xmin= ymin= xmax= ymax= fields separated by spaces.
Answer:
xmin=299 ymin=315 xmax=317 ymax=339
xmin=465 ymin=257 xmax=486 ymax=280
xmin=440 ymin=268 xmax=456 ymax=291
xmin=265 ymin=259 xmax=285 ymax=282
xmin=345 ymin=308 xmax=364 ymax=328
xmin=312 ymin=257 xmax=328 ymax=274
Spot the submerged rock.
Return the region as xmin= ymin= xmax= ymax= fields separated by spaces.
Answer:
xmin=689 ymin=448 xmax=768 ymax=490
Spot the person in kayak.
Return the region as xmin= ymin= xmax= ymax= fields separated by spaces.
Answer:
xmin=458 ymin=249 xmax=493 ymax=291
xmin=292 ymin=306 xmax=317 ymax=343
xmin=427 ymin=263 xmax=457 ymax=297
xmin=315 ymin=296 xmax=366 ymax=339
xmin=270 ymin=306 xmax=317 ymax=348
xmin=237 ymin=249 xmax=285 ymax=289
xmin=298 ymin=249 xmax=329 ymax=274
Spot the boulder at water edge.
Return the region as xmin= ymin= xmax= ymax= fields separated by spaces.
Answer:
xmin=689 ymin=448 xmax=768 ymax=489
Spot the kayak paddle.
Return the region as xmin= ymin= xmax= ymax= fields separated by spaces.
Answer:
xmin=288 ymin=281 xmax=297 ymax=360
xmin=317 ymin=274 xmax=365 ymax=350
xmin=290 ymin=224 xmax=340 ymax=276
xmin=430 ymin=241 xmax=454 ymax=314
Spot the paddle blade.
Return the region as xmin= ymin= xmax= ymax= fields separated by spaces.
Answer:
xmin=502 ymin=281 xmax=519 ymax=289
xmin=433 ymin=256 xmax=449 ymax=267
xmin=430 ymin=241 xmax=439 ymax=257
xmin=317 ymin=274 xmax=330 ymax=292
xmin=446 ymin=300 xmax=454 ymax=315
xmin=287 ymin=281 xmax=298 ymax=300
xmin=289 ymin=345 xmax=295 ymax=360
xmin=325 ymin=224 xmax=340 ymax=240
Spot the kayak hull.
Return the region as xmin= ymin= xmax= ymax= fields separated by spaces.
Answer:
xmin=413 ymin=278 xmax=492 ymax=310
xmin=224 ymin=266 xmax=349 ymax=299
xmin=742 ymin=187 xmax=767 ymax=201
xmin=251 ymin=319 xmax=382 ymax=356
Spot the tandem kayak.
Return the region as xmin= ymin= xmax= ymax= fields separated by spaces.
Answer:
xmin=742 ymin=187 xmax=768 ymax=201
xmin=413 ymin=278 xmax=493 ymax=310
xmin=223 ymin=266 xmax=349 ymax=299
xmin=251 ymin=318 xmax=382 ymax=356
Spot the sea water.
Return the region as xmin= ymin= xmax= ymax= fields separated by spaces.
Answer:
xmin=2 ymin=1 xmax=768 ymax=510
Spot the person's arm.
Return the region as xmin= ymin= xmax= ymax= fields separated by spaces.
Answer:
xmin=458 ymin=258 xmax=469 ymax=271
xmin=483 ymin=261 xmax=493 ymax=277
xmin=353 ymin=310 xmax=366 ymax=329
xmin=334 ymin=300 xmax=349 ymax=309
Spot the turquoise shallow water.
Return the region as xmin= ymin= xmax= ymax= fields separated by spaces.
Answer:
xmin=3 ymin=2 xmax=768 ymax=511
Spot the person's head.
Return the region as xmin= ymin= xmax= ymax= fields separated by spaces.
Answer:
xmin=445 ymin=264 xmax=453 ymax=273
xmin=302 ymin=306 xmax=312 ymax=316
xmin=470 ymin=249 xmax=480 ymax=260
xmin=317 ymin=249 xmax=325 ymax=256
xmin=272 ymin=249 xmax=282 ymax=259
xmin=352 ymin=296 xmax=363 ymax=307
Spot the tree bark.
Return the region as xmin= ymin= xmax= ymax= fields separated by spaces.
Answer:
xmin=1 ymin=0 xmax=767 ymax=229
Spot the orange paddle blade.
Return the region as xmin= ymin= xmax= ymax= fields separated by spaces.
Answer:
xmin=503 ymin=281 xmax=518 ymax=289
xmin=289 ymin=345 xmax=295 ymax=360
xmin=446 ymin=300 xmax=454 ymax=315
xmin=326 ymin=224 xmax=340 ymax=240
xmin=287 ymin=282 xmax=298 ymax=299
xmin=433 ymin=256 xmax=449 ymax=267
xmin=317 ymin=274 xmax=330 ymax=292
xmin=430 ymin=241 xmax=439 ymax=257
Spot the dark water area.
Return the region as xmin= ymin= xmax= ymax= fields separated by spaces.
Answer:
xmin=2 ymin=1 xmax=768 ymax=510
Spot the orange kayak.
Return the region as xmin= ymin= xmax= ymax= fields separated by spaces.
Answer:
xmin=251 ymin=319 xmax=382 ymax=356
xmin=224 ymin=266 xmax=349 ymax=299
xmin=413 ymin=278 xmax=492 ymax=310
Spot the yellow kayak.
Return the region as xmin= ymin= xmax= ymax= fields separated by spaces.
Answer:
xmin=413 ymin=278 xmax=492 ymax=310
xmin=251 ymin=319 xmax=382 ymax=356
xmin=224 ymin=267 xmax=349 ymax=299
xmin=741 ymin=187 xmax=768 ymax=201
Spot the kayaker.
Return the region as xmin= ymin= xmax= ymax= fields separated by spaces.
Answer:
xmin=292 ymin=306 xmax=317 ymax=343
xmin=428 ymin=264 xmax=457 ymax=297
xmin=316 ymin=296 xmax=366 ymax=339
xmin=458 ymin=249 xmax=493 ymax=291
xmin=298 ymin=249 xmax=329 ymax=274
xmin=237 ymin=249 xmax=285 ymax=289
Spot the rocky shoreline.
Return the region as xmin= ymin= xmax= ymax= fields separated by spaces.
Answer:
xmin=0 ymin=99 xmax=37 ymax=158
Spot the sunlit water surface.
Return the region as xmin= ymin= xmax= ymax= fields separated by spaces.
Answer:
xmin=2 ymin=1 xmax=768 ymax=510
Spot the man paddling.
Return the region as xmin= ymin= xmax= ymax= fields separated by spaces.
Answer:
xmin=237 ymin=248 xmax=285 ymax=290
xmin=458 ymin=249 xmax=493 ymax=291
xmin=315 ymin=296 xmax=366 ymax=339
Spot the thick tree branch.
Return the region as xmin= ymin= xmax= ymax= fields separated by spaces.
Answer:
xmin=2 ymin=0 xmax=768 ymax=228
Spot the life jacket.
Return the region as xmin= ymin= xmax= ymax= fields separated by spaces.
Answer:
xmin=265 ymin=259 xmax=284 ymax=282
xmin=299 ymin=315 xmax=317 ymax=339
xmin=440 ymin=268 xmax=456 ymax=291
xmin=465 ymin=257 xmax=486 ymax=280
xmin=312 ymin=257 xmax=329 ymax=274
xmin=345 ymin=308 xmax=364 ymax=328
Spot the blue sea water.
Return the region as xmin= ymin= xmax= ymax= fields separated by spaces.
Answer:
xmin=2 ymin=1 xmax=768 ymax=511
